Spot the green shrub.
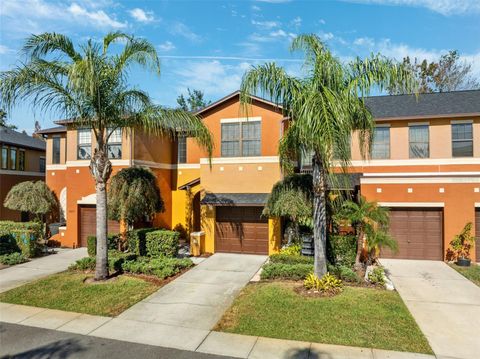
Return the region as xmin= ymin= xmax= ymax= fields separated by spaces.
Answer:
xmin=327 ymin=234 xmax=357 ymax=267
xmin=269 ymin=253 xmax=314 ymax=265
xmin=145 ymin=230 xmax=179 ymax=257
xmin=280 ymin=244 xmax=302 ymax=256
xmin=368 ymin=267 xmax=386 ymax=286
xmin=0 ymin=252 xmax=28 ymax=265
xmin=0 ymin=221 xmax=42 ymax=257
xmin=260 ymin=263 xmax=313 ymax=280
xmin=122 ymin=257 xmax=193 ymax=279
xmin=126 ymin=228 xmax=157 ymax=256
xmin=304 ymin=272 xmax=343 ymax=294
xmin=69 ymin=251 xmax=136 ymax=272
xmin=87 ymin=234 xmax=120 ymax=257
xmin=328 ymin=264 xmax=361 ymax=283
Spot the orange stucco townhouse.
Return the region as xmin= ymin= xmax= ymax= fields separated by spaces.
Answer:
xmin=38 ymin=89 xmax=480 ymax=262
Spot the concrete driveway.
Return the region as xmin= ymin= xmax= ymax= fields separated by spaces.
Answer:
xmin=380 ymin=259 xmax=480 ymax=359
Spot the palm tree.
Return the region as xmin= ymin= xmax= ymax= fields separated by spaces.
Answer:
xmin=240 ymin=34 xmax=416 ymax=277
xmin=0 ymin=32 xmax=212 ymax=280
xmin=335 ymin=196 xmax=396 ymax=270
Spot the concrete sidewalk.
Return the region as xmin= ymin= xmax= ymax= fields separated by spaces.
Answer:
xmin=0 ymin=303 xmax=434 ymax=359
xmin=0 ymin=248 xmax=87 ymax=293
xmin=381 ymin=259 xmax=480 ymax=359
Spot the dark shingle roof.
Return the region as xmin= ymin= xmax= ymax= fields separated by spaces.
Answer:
xmin=0 ymin=127 xmax=46 ymax=151
xmin=36 ymin=125 xmax=67 ymax=134
xmin=201 ymin=193 xmax=269 ymax=206
xmin=365 ymin=90 xmax=480 ymax=119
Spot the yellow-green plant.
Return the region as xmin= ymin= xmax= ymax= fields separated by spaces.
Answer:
xmin=280 ymin=244 xmax=302 ymax=256
xmin=450 ymin=222 xmax=475 ymax=260
xmin=304 ymin=272 xmax=343 ymax=294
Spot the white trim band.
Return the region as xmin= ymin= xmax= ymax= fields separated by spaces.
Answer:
xmin=348 ymin=158 xmax=480 ymax=167
xmin=46 ymin=164 xmax=67 ymax=170
xmin=378 ymin=202 xmax=445 ymax=208
xmin=363 ymin=172 xmax=480 ymax=177
xmin=0 ymin=170 xmax=45 ymax=176
xmin=220 ymin=116 xmax=261 ymax=124
xmin=200 ymin=156 xmax=280 ymax=165
xmin=361 ymin=177 xmax=480 ymax=184
xmin=475 ymin=203 xmax=480 ymax=208
xmin=133 ymin=160 xmax=175 ymax=170
xmin=177 ymin=163 xmax=201 ymax=169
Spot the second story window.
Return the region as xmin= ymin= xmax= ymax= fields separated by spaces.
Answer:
xmin=221 ymin=120 xmax=261 ymax=157
xmin=39 ymin=157 xmax=46 ymax=173
xmin=10 ymin=148 xmax=16 ymax=170
xmin=52 ymin=136 xmax=61 ymax=164
xmin=1 ymin=147 xmax=7 ymax=169
xmin=452 ymin=122 xmax=473 ymax=157
xmin=107 ymin=128 xmax=122 ymax=159
xmin=77 ymin=128 xmax=92 ymax=160
xmin=409 ymin=124 xmax=429 ymax=158
xmin=177 ymin=136 xmax=187 ymax=163
xmin=371 ymin=126 xmax=390 ymax=159
xmin=18 ymin=150 xmax=25 ymax=171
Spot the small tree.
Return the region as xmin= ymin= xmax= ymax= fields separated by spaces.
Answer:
xmin=450 ymin=223 xmax=475 ymax=261
xmin=177 ymin=88 xmax=210 ymax=112
xmin=108 ymin=167 xmax=164 ymax=240
xmin=4 ymin=181 xmax=57 ymax=238
xmin=336 ymin=196 xmax=397 ymax=269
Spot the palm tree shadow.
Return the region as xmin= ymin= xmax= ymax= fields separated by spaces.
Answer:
xmin=285 ymin=347 xmax=323 ymax=358
xmin=1 ymin=339 xmax=86 ymax=359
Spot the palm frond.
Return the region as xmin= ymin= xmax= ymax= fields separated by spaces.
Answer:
xmin=23 ymin=33 xmax=81 ymax=61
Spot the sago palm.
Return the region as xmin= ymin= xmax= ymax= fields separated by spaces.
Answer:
xmin=0 ymin=32 xmax=212 ymax=280
xmin=240 ymin=34 xmax=416 ymax=276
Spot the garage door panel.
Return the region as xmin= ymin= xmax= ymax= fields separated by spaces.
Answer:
xmin=475 ymin=210 xmax=480 ymax=262
xmin=381 ymin=208 xmax=443 ymax=261
xmin=79 ymin=206 xmax=120 ymax=248
xmin=215 ymin=206 xmax=268 ymax=254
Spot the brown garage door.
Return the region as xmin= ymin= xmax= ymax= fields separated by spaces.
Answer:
xmin=381 ymin=208 xmax=443 ymax=260
xmin=79 ymin=206 xmax=120 ymax=247
xmin=215 ymin=206 xmax=268 ymax=254
xmin=475 ymin=209 xmax=480 ymax=263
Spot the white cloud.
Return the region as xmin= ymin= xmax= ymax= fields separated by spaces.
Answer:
xmin=319 ymin=32 xmax=335 ymax=41
xmin=251 ymin=5 xmax=261 ymax=11
xmin=68 ymin=3 xmax=126 ymax=29
xmin=270 ymin=29 xmax=296 ymax=39
xmin=129 ymin=8 xmax=154 ymax=23
xmin=319 ymin=19 xmax=326 ymax=25
xmin=170 ymin=22 xmax=201 ymax=42
xmin=255 ymin=0 xmax=292 ymax=3
xmin=0 ymin=45 xmax=14 ymax=54
xmin=291 ymin=16 xmax=302 ymax=29
xmin=343 ymin=0 xmax=480 ymax=15
xmin=158 ymin=41 xmax=175 ymax=52
xmin=251 ymin=20 xmax=280 ymax=29
xmin=353 ymin=37 xmax=375 ymax=47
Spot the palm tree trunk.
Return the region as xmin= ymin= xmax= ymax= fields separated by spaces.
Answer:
xmin=312 ymin=154 xmax=327 ymax=277
xmin=354 ymin=229 xmax=364 ymax=270
xmin=90 ymin=146 xmax=112 ymax=281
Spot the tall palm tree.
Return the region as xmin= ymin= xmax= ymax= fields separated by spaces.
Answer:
xmin=0 ymin=32 xmax=212 ymax=280
xmin=240 ymin=34 xmax=416 ymax=277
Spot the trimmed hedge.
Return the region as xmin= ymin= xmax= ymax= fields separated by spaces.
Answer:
xmin=327 ymin=234 xmax=357 ymax=267
xmin=145 ymin=230 xmax=179 ymax=257
xmin=122 ymin=257 xmax=193 ymax=279
xmin=328 ymin=264 xmax=361 ymax=283
xmin=260 ymin=263 xmax=313 ymax=280
xmin=87 ymin=234 xmax=120 ymax=257
xmin=0 ymin=221 xmax=42 ymax=257
xmin=269 ymin=253 xmax=314 ymax=265
xmin=0 ymin=252 xmax=28 ymax=265
xmin=126 ymin=228 xmax=157 ymax=256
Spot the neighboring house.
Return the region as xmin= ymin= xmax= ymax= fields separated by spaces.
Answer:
xmin=0 ymin=127 xmax=46 ymax=221
xmin=38 ymin=90 xmax=480 ymax=262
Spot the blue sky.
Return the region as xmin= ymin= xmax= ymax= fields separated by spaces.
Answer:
xmin=1 ymin=0 xmax=479 ymax=133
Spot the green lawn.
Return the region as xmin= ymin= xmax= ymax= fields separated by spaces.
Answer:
xmin=0 ymin=272 xmax=160 ymax=316
xmin=450 ymin=264 xmax=480 ymax=286
xmin=216 ymin=282 xmax=432 ymax=354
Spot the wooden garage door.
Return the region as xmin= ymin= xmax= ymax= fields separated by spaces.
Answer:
xmin=476 ymin=210 xmax=480 ymax=263
xmin=215 ymin=206 xmax=268 ymax=254
xmin=381 ymin=208 xmax=443 ymax=260
xmin=79 ymin=206 xmax=120 ymax=247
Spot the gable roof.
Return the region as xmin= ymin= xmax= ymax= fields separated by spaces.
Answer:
xmin=365 ymin=89 xmax=480 ymax=120
xmin=195 ymin=91 xmax=282 ymax=116
xmin=36 ymin=125 xmax=67 ymax=134
xmin=0 ymin=127 xmax=46 ymax=151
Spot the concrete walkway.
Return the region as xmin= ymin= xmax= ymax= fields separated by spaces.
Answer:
xmin=381 ymin=259 xmax=480 ymax=359
xmin=0 ymin=248 xmax=87 ymax=293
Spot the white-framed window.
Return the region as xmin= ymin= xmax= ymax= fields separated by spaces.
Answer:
xmin=452 ymin=122 xmax=473 ymax=157
xmin=52 ymin=136 xmax=61 ymax=164
xmin=10 ymin=147 xmax=16 ymax=170
xmin=39 ymin=157 xmax=46 ymax=173
xmin=107 ymin=128 xmax=122 ymax=159
xmin=371 ymin=126 xmax=390 ymax=159
xmin=18 ymin=150 xmax=25 ymax=171
xmin=221 ymin=120 xmax=261 ymax=157
xmin=409 ymin=124 xmax=429 ymax=158
xmin=77 ymin=128 xmax=92 ymax=160
xmin=177 ymin=135 xmax=187 ymax=163
xmin=1 ymin=147 xmax=7 ymax=169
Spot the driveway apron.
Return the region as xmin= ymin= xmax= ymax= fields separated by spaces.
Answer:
xmin=118 ymin=253 xmax=266 ymax=330
xmin=380 ymin=259 xmax=480 ymax=359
